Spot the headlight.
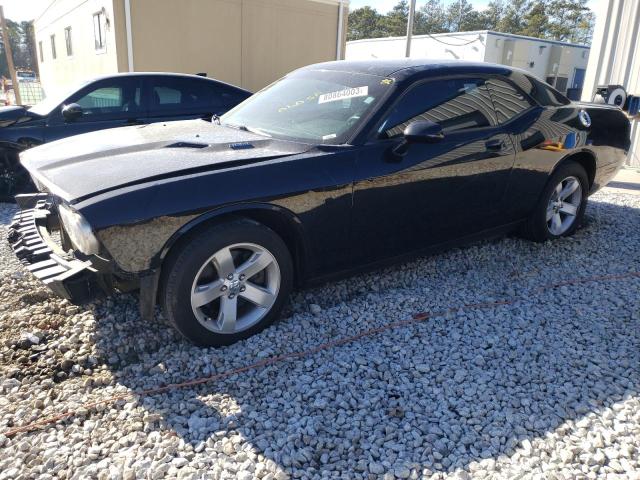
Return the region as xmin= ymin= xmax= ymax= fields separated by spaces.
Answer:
xmin=58 ymin=204 xmax=100 ymax=255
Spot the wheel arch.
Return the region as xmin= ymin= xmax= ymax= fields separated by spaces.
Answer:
xmin=0 ymin=137 xmax=42 ymax=151
xmin=0 ymin=141 xmax=22 ymax=151
xmin=552 ymin=149 xmax=597 ymax=189
xmin=154 ymin=203 xmax=309 ymax=287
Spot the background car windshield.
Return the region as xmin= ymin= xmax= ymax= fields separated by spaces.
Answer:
xmin=221 ymin=70 xmax=393 ymax=144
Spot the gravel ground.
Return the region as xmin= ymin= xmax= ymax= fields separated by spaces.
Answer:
xmin=0 ymin=189 xmax=639 ymax=480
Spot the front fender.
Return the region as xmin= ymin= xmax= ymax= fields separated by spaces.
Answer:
xmin=93 ymin=201 xmax=305 ymax=275
xmin=78 ymin=147 xmax=353 ymax=278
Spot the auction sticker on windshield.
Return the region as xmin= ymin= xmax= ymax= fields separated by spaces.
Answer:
xmin=318 ymin=86 xmax=369 ymax=104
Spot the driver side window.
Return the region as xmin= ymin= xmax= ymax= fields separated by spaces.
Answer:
xmin=380 ymin=77 xmax=498 ymax=138
xmin=69 ymin=79 xmax=142 ymax=119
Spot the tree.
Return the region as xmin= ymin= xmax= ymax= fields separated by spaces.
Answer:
xmin=444 ymin=0 xmax=475 ymax=32
xmin=346 ymin=0 xmax=594 ymax=44
xmin=520 ymin=2 xmax=549 ymax=38
xmin=348 ymin=6 xmax=387 ymax=41
xmin=497 ymin=0 xmax=531 ymax=34
xmin=416 ymin=0 xmax=449 ymax=35
xmin=572 ymin=10 xmax=594 ymax=44
xmin=0 ymin=19 xmax=37 ymax=77
xmin=547 ymin=0 xmax=593 ymax=42
xmin=0 ymin=18 xmax=21 ymax=78
xmin=460 ymin=9 xmax=493 ymax=31
xmin=383 ymin=0 xmax=410 ymax=37
xmin=20 ymin=21 xmax=37 ymax=72
xmin=481 ymin=0 xmax=506 ymax=31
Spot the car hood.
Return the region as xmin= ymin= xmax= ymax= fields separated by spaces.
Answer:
xmin=21 ymin=120 xmax=313 ymax=202
xmin=0 ymin=105 xmax=39 ymax=128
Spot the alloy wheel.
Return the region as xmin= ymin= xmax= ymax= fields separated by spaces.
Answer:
xmin=190 ymin=242 xmax=280 ymax=334
xmin=546 ymin=176 xmax=582 ymax=236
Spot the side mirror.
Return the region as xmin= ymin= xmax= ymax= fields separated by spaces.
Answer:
xmin=404 ymin=120 xmax=444 ymax=143
xmin=62 ymin=103 xmax=83 ymax=122
xmin=390 ymin=120 xmax=443 ymax=159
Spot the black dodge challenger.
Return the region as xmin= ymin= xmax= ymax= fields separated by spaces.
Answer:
xmin=8 ymin=60 xmax=631 ymax=347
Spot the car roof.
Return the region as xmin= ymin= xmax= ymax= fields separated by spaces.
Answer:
xmin=300 ymin=59 xmax=514 ymax=81
xmin=88 ymin=72 xmax=250 ymax=92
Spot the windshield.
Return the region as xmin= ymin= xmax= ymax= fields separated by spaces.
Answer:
xmin=221 ymin=69 xmax=395 ymax=144
xmin=29 ymin=80 xmax=91 ymax=116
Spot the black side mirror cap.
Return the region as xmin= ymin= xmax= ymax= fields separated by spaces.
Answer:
xmin=404 ymin=119 xmax=444 ymax=143
xmin=390 ymin=120 xmax=444 ymax=159
xmin=62 ymin=103 xmax=83 ymax=122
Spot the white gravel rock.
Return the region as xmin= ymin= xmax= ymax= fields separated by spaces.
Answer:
xmin=0 ymin=189 xmax=639 ymax=479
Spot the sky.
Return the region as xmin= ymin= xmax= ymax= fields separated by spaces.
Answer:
xmin=348 ymin=0 xmax=599 ymax=14
xmin=0 ymin=0 xmax=51 ymax=22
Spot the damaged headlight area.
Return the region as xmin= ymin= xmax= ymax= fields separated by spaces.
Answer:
xmin=58 ymin=203 xmax=101 ymax=256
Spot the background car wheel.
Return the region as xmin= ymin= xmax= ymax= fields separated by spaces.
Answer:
xmin=523 ymin=161 xmax=589 ymax=242
xmin=0 ymin=148 xmax=36 ymax=202
xmin=161 ymin=219 xmax=293 ymax=347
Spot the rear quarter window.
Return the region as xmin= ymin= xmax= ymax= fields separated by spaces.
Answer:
xmin=485 ymin=78 xmax=535 ymax=124
xmin=526 ymin=76 xmax=571 ymax=106
xmin=150 ymin=77 xmax=244 ymax=113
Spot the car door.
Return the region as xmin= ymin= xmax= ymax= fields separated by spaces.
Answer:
xmin=45 ymin=76 xmax=145 ymax=143
xmin=351 ymin=76 xmax=516 ymax=265
xmin=143 ymin=76 xmax=247 ymax=124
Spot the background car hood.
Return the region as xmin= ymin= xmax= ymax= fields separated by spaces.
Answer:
xmin=20 ymin=120 xmax=312 ymax=202
xmin=0 ymin=105 xmax=35 ymax=128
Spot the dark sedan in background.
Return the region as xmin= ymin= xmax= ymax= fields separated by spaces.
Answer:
xmin=8 ymin=59 xmax=631 ymax=347
xmin=0 ymin=72 xmax=251 ymax=200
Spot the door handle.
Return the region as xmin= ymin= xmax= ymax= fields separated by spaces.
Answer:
xmin=485 ymin=139 xmax=505 ymax=151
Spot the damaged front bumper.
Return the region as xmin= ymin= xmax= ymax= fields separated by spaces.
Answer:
xmin=7 ymin=193 xmax=102 ymax=303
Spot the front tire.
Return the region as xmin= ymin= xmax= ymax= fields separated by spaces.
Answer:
xmin=0 ymin=148 xmax=36 ymax=202
xmin=523 ymin=161 xmax=589 ymax=242
xmin=161 ymin=219 xmax=293 ymax=347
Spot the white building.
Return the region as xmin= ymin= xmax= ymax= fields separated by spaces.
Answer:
xmin=346 ymin=31 xmax=590 ymax=97
xmin=581 ymin=0 xmax=639 ymax=167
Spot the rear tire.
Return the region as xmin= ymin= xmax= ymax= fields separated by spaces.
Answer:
xmin=523 ymin=161 xmax=589 ymax=242
xmin=161 ymin=219 xmax=293 ymax=347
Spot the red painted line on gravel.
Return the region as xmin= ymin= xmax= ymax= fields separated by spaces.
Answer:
xmin=3 ymin=270 xmax=639 ymax=439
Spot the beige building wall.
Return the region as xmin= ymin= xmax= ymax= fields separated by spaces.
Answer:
xmin=34 ymin=0 xmax=345 ymax=96
xmin=126 ymin=0 xmax=243 ymax=87
xmin=128 ymin=0 xmax=344 ymax=92
xmin=111 ymin=0 xmax=130 ymax=73
xmin=240 ymin=0 xmax=343 ymax=91
xmin=34 ymin=0 xmax=122 ymax=96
